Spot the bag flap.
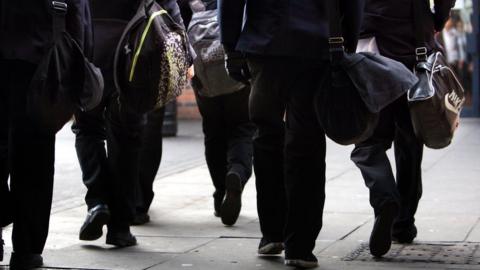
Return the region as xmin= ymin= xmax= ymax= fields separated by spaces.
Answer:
xmin=342 ymin=52 xmax=418 ymax=113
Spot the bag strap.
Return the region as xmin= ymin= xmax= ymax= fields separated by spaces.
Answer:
xmin=412 ymin=0 xmax=429 ymax=62
xmin=50 ymin=0 xmax=68 ymax=41
xmin=327 ymin=0 xmax=345 ymax=65
xmin=189 ymin=0 xmax=206 ymax=13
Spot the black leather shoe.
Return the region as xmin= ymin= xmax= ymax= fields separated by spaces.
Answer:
xmin=106 ymin=230 xmax=137 ymax=247
xmin=213 ymin=191 xmax=224 ymax=218
xmin=393 ymin=224 xmax=417 ymax=244
xmin=369 ymin=201 xmax=399 ymax=257
xmin=221 ymin=172 xmax=243 ymax=226
xmin=79 ymin=204 xmax=110 ymax=241
xmin=131 ymin=212 xmax=150 ymax=226
xmin=285 ymin=253 xmax=319 ymax=268
xmin=0 ymin=227 xmax=4 ymax=261
xmin=9 ymin=253 xmax=43 ymax=270
xmin=258 ymin=238 xmax=284 ymax=255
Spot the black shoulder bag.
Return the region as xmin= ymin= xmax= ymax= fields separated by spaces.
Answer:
xmin=315 ymin=0 xmax=419 ymax=145
xmin=28 ymin=0 xmax=104 ymax=134
xmin=407 ymin=0 xmax=465 ymax=149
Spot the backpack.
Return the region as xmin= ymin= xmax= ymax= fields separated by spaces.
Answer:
xmin=186 ymin=0 xmax=245 ymax=97
xmin=114 ymin=0 xmax=189 ymax=114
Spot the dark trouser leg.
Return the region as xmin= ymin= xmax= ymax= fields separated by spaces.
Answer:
xmin=72 ymin=104 xmax=110 ymax=209
xmin=106 ymin=100 xmax=145 ymax=230
xmin=6 ymin=61 xmax=56 ymax=254
xmin=247 ymin=57 xmax=287 ymax=243
xmin=351 ymin=103 xmax=401 ymax=215
xmin=195 ymin=91 xmax=228 ymax=195
xmin=0 ymin=73 xmax=11 ymax=227
xmin=283 ymin=61 xmax=327 ymax=258
xmin=223 ymin=88 xmax=255 ymax=184
xmin=136 ymin=107 xmax=165 ymax=214
xmin=393 ymin=97 xmax=423 ymax=232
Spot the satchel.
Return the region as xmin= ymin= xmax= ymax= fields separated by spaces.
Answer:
xmin=407 ymin=0 xmax=465 ymax=149
xmin=186 ymin=0 xmax=245 ymax=97
xmin=114 ymin=0 xmax=189 ymax=114
xmin=315 ymin=0 xmax=418 ymax=145
xmin=28 ymin=0 xmax=104 ymax=134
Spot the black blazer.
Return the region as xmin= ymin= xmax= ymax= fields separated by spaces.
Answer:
xmin=360 ymin=0 xmax=456 ymax=66
xmin=0 ymin=0 xmax=93 ymax=64
xmin=219 ymin=0 xmax=364 ymax=58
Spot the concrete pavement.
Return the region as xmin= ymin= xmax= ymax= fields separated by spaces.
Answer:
xmin=1 ymin=119 xmax=479 ymax=270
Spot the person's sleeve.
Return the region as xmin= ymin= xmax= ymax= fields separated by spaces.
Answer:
xmin=82 ymin=0 xmax=94 ymax=59
xmin=339 ymin=0 xmax=364 ymax=53
xmin=433 ymin=0 xmax=456 ymax=32
xmin=177 ymin=0 xmax=193 ymax=28
xmin=66 ymin=0 xmax=94 ymax=59
xmin=157 ymin=0 xmax=185 ymax=27
xmin=218 ymin=0 xmax=246 ymax=51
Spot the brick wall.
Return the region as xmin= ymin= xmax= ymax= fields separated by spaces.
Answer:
xmin=177 ymin=86 xmax=201 ymax=120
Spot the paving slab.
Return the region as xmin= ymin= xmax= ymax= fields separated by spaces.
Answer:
xmin=149 ymin=238 xmax=333 ymax=270
xmin=0 ymin=247 xmax=175 ymax=270
xmin=465 ymin=218 xmax=480 ymax=242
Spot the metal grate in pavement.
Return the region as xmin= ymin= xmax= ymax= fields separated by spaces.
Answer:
xmin=344 ymin=242 xmax=480 ymax=265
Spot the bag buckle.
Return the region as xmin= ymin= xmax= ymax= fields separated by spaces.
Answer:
xmin=329 ymin=37 xmax=345 ymax=45
xmin=52 ymin=1 xmax=68 ymax=14
xmin=329 ymin=37 xmax=344 ymax=54
xmin=415 ymin=47 xmax=428 ymax=61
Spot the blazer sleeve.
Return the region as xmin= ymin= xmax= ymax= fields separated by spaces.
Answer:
xmin=177 ymin=0 xmax=193 ymax=29
xmin=340 ymin=0 xmax=364 ymax=53
xmin=157 ymin=0 xmax=185 ymax=27
xmin=433 ymin=0 xmax=456 ymax=32
xmin=218 ymin=0 xmax=246 ymax=50
xmin=66 ymin=0 xmax=94 ymax=59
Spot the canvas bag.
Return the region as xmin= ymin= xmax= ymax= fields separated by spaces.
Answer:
xmin=28 ymin=0 xmax=104 ymax=134
xmin=315 ymin=0 xmax=418 ymax=145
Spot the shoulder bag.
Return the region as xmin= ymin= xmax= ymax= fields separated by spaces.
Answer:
xmin=407 ymin=0 xmax=465 ymax=149
xmin=315 ymin=0 xmax=418 ymax=145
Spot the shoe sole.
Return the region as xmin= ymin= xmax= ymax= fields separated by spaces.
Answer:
xmin=369 ymin=203 xmax=398 ymax=257
xmin=221 ymin=174 xmax=242 ymax=226
xmin=106 ymin=236 xmax=137 ymax=247
xmin=258 ymin=243 xmax=284 ymax=255
xmin=79 ymin=210 xmax=110 ymax=241
xmin=9 ymin=255 xmax=43 ymax=269
xmin=285 ymin=259 xmax=319 ymax=268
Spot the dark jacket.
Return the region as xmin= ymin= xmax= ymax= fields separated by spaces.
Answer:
xmin=361 ymin=0 xmax=455 ymax=65
xmin=0 ymin=0 xmax=93 ymax=64
xmin=177 ymin=0 xmax=216 ymax=28
xmin=91 ymin=0 xmax=184 ymax=23
xmin=219 ymin=0 xmax=364 ymax=58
